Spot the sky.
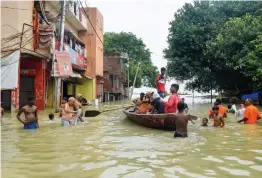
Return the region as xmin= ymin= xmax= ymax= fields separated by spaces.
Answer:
xmin=87 ymin=0 xmax=193 ymax=92
xmin=88 ymin=0 xmax=192 ymax=70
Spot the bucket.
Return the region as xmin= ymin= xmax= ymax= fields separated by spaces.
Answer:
xmin=95 ymin=99 xmax=99 ymax=106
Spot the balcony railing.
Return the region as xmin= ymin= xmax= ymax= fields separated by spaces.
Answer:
xmin=66 ymin=1 xmax=87 ymax=31
xmin=63 ymin=44 xmax=87 ymax=70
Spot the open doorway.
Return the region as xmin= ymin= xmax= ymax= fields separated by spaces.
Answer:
xmin=19 ymin=76 xmax=34 ymax=108
xmin=1 ymin=90 xmax=11 ymax=110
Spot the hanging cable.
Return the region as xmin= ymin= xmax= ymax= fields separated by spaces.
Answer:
xmin=1 ymin=6 xmax=32 ymax=11
xmin=78 ymin=0 xmax=104 ymax=45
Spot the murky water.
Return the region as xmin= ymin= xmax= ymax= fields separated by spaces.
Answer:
xmin=1 ymin=98 xmax=262 ymax=178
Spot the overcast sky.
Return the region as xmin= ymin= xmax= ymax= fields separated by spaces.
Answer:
xmin=87 ymin=0 xmax=193 ymax=92
xmin=88 ymin=0 xmax=192 ymax=71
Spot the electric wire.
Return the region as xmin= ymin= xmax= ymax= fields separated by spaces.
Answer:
xmin=78 ymin=0 xmax=104 ymax=45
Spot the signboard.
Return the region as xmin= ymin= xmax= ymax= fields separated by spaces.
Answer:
xmin=54 ymin=50 xmax=73 ymax=77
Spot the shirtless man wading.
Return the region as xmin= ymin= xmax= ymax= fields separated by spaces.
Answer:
xmin=17 ymin=97 xmax=39 ymax=129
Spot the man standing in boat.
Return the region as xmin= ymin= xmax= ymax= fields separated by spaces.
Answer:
xmin=155 ymin=67 xmax=166 ymax=99
xmin=161 ymin=84 xmax=181 ymax=113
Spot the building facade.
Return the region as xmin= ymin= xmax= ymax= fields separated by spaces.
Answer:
xmin=85 ymin=8 xmax=104 ymax=102
xmin=103 ymin=53 xmax=126 ymax=102
xmin=1 ymin=1 xmax=103 ymax=111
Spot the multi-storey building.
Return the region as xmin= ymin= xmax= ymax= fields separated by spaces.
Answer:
xmin=85 ymin=7 xmax=104 ymax=102
xmin=103 ymin=52 xmax=126 ymax=101
xmin=1 ymin=1 xmax=104 ymax=111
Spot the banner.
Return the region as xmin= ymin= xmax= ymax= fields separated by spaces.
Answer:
xmin=54 ymin=50 xmax=73 ymax=77
xmin=1 ymin=50 xmax=20 ymax=90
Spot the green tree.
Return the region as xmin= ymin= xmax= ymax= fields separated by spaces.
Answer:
xmin=164 ymin=1 xmax=262 ymax=93
xmin=208 ymin=15 xmax=262 ymax=90
xmin=104 ymin=32 xmax=158 ymax=87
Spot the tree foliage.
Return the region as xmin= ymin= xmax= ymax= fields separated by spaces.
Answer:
xmin=104 ymin=32 xmax=158 ymax=87
xmin=164 ymin=1 xmax=262 ymax=93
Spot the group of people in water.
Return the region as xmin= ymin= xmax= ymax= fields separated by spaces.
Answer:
xmin=1 ymin=67 xmax=261 ymax=138
xmin=132 ymin=67 xmax=261 ymax=138
xmin=13 ymin=94 xmax=86 ymax=129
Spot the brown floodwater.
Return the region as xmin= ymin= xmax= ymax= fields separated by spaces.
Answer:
xmin=1 ymin=99 xmax=262 ymax=178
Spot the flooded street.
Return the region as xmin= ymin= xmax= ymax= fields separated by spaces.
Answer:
xmin=1 ymin=98 xmax=262 ymax=178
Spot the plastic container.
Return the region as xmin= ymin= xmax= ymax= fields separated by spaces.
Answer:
xmin=95 ymin=99 xmax=99 ymax=106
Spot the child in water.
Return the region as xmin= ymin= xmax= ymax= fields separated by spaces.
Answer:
xmin=49 ymin=113 xmax=54 ymax=121
xmin=211 ymin=106 xmax=225 ymax=127
xmin=174 ymin=102 xmax=189 ymax=138
xmin=201 ymin=118 xmax=208 ymax=126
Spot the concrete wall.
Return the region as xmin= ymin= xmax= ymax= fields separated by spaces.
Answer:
xmin=1 ymin=1 xmax=34 ymax=52
xmin=46 ymin=78 xmax=54 ymax=108
xmin=76 ymin=78 xmax=96 ymax=100
xmin=86 ymin=8 xmax=104 ymax=77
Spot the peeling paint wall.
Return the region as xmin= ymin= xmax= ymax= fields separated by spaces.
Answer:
xmin=20 ymin=58 xmax=46 ymax=110
xmin=75 ymin=78 xmax=95 ymax=101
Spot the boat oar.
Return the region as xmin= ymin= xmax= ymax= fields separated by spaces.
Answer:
xmin=189 ymin=114 xmax=198 ymax=124
xmin=84 ymin=105 xmax=134 ymax=117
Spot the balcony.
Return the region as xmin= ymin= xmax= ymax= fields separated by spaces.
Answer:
xmin=66 ymin=1 xmax=87 ymax=31
xmin=47 ymin=0 xmax=87 ymax=31
xmin=63 ymin=44 xmax=87 ymax=70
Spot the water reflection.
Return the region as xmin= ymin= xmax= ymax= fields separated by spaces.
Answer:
xmin=1 ymin=98 xmax=262 ymax=177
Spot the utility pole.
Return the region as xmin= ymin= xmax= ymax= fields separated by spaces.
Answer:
xmin=127 ymin=58 xmax=130 ymax=99
xmin=130 ymin=62 xmax=140 ymax=100
xmin=54 ymin=0 xmax=66 ymax=112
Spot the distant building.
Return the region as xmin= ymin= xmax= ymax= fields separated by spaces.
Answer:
xmin=103 ymin=53 xmax=127 ymax=101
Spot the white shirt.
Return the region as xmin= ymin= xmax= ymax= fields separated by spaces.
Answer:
xmin=232 ymin=104 xmax=237 ymax=113
xmin=236 ymin=108 xmax=245 ymax=120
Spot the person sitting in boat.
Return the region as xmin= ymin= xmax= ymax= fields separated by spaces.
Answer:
xmin=136 ymin=92 xmax=153 ymax=114
xmin=174 ymin=102 xmax=189 ymax=138
xmin=133 ymin=92 xmax=146 ymax=105
xmin=151 ymin=92 xmax=165 ymax=114
xmin=160 ymin=84 xmax=181 ymax=113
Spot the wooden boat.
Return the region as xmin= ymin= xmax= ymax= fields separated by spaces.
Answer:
xmin=123 ymin=107 xmax=198 ymax=130
xmin=123 ymin=108 xmax=174 ymax=130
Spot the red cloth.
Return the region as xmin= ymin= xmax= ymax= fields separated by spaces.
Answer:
xmin=156 ymin=74 xmax=165 ymax=92
xmin=165 ymin=93 xmax=181 ymax=113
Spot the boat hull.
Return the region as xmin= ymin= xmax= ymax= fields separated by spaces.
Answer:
xmin=122 ymin=108 xmax=177 ymax=130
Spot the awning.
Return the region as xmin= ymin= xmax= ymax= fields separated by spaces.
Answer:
xmin=53 ymin=50 xmax=73 ymax=77
xmin=71 ymin=72 xmax=82 ymax=78
xmin=1 ymin=50 xmax=20 ymax=90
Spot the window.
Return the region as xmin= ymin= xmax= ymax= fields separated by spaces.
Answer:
xmin=109 ymin=74 xmax=113 ymax=88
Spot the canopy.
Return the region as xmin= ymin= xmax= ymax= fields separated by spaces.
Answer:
xmin=1 ymin=50 xmax=20 ymax=90
xmin=241 ymin=92 xmax=262 ymax=101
